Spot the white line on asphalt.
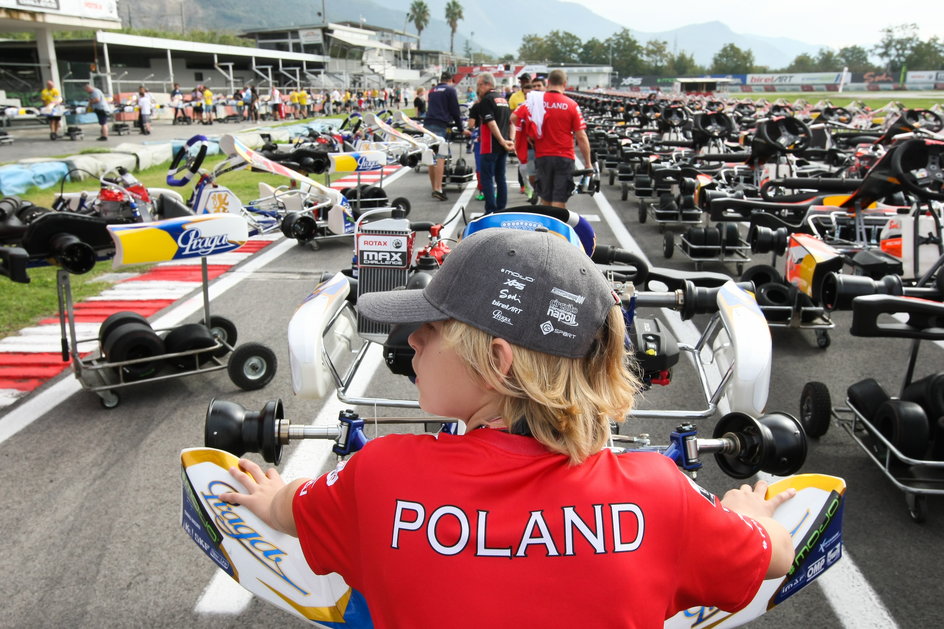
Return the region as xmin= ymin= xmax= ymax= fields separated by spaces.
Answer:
xmin=592 ymin=187 xmax=897 ymax=628
xmin=195 ymin=179 xmax=477 ymax=615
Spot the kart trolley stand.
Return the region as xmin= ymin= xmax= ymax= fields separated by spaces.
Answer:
xmin=799 ymin=275 xmax=944 ymax=522
xmin=57 ymin=257 xmax=277 ymax=409
xmin=662 ymin=222 xmax=752 ymax=275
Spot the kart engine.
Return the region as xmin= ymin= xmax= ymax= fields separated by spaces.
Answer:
xmin=356 ymin=216 xmax=415 ymax=343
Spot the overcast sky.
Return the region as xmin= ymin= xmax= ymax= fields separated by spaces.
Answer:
xmin=568 ymin=0 xmax=944 ymax=50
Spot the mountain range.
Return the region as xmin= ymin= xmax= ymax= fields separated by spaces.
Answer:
xmin=121 ymin=0 xmax=823 ymax=69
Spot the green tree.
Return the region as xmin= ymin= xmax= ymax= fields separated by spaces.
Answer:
xmin=815 ymin=48 xmax=843 ymax=71
xmin=667 ymin=50 xmax=701 ymax=76
xmin=407 ymin=1 xmax=430 ymax=51
xmin=710 ymin=43 xmax=755 ymax=74
xmin=906 ymin=37 xmax=944 ymax=72
xmin=579 ymin=37 xmax=609 ymax=65
xmin=784 ymin=52 xmax=817 ymax=72
xmin=444 ymin=0 xmax=464 ymax=54
xmin=874 ymin=23 xmax=919 ymax=74
xmin=643 ymin=40 xmax=670 ymax=75
xmin=605 ymin=29 xmax=644 ymax=78
xmin=838 ymin=45 xmax=876 ymax=73
xmin=519 ymin=34 xmax=549 ymax=62
xmin=545 ymin=30 xmax=582 ymax=64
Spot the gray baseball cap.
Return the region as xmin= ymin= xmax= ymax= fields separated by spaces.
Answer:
xmin=357 ymin=228 xmax=619 ymax=358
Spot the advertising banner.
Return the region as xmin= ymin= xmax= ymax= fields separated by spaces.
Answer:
xmin=1 ymin=0 xmax=119 ymax=21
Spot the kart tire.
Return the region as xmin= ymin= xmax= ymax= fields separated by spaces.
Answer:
xmin=739 ymin=264 xmax=782 ymax=289
xmin=201 ymin=315 xmax=238 ymax=358
xmin=281 ymin=212 xmax=318 ymax=243
xmin=684 ymin=227 xmax=704 ymax=256
xmin=847 ymin=378 xmax=890 ymax=423
xmin=621 ymin=183 xmax=629 ymax=201
xmin=102 ymin=322 xmax=164 ymax=381
xmin=800 ymin=381 xmax=831 ymax=438
xmin=608 ymin=169 xmax=616 ymax=186
xmin=702 ymin=225 xmax=721 ymax=257
xmin=679 ymin=177 xmax=696 ymax=195
xmin=755 ymin=282 xmax=795 ymax=307
xmin=873 ymin=400 xmax=929 ymax=460
xmin=931 ymin=417 xmax=944 ymax=461
xmin=638 ymin=200 xmax=648 ymax=224
xmin=163 ymin=323 xmax=217 ymax=370
xmin=390 ymin=196 xmax=412 ymax=216
xmin=679 ymin=194 xmax=696 ymax=209
xmin=99 ymin=311 xmax=151 ymax=349
xmin=719 ymin=223 xmax=740 ymax=248
xmin=663 ymin=232 xmax=674 ymax=259
xmin=228 ymin=342 xmax=278 ymax=391
xmin=902 ymin=372 xmax=944 ymax=420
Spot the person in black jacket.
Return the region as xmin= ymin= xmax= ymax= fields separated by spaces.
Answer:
xmin=424 ymin=72 xmax=465 ymax=201
xmin=413 ymin=87 xmax=427 ymax=119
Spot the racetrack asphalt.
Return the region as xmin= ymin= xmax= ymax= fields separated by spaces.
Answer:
xmin=0 ymin=123 xmax=942 ymax=628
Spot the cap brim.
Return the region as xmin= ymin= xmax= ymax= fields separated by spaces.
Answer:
xmin=357 ymin=289 xmax=450 ymax=324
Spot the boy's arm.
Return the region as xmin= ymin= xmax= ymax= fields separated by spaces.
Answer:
xmin=219 ymin=458 xmax=308 ymax=537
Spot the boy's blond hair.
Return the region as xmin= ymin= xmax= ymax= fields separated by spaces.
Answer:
xmin=441 ymin=308 xmax=639 ymax=464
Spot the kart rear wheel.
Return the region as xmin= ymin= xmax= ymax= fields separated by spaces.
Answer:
xmin=390 ymin=196 xmax=412 ymax=216
xmin=638 ymin=201 xmax=648 ymax=223
xmin=102 ymin=322 xmax=164 ymax=381
xmin=739 ymin=264 xmax=782 ymax=289
xmin=202 ymin=315 xmax=238 ymax=358
xmin=621 ymin=183 xmax=629 ymax=201
xmin=846 ymin=378 xmax=889 ymax=423
xmin=663 ymin=232 xmax=674 ymax=259
xmin=756 ymin=282 xmax=795 ymax=307
xmin=163 ymin=323 xmax=216 ymax=369
xmin=228 ymin=342 xmax=277 ymax=391
xmin=99 ymin=311 xmax=150 ymax=348
xmin=800 ymin=381 xmax=832 ymax=438
xmin=874 ymin=400 xmax=929 ymax=460
xmin=608 ymin=170 xmax=616 ymax=186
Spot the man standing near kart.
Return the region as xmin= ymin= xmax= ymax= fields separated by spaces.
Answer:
xmin=470 ymin=72 xmax=514 ymax=213
xmin=511 ymin=69 xmax=593 ymax=208
xmin=84 ymin=83 xmax=109 ymax=141
xmin=135 ymin=85 xmax=153 ymax=135
xmin=424 ymin=72 xmax=465 ymax=201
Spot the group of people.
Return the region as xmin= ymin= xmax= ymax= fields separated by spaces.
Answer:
xmin=420 ymin=69 xmax=593 ymax=213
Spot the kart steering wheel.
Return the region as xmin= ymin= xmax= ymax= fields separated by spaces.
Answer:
xmin=902 ymin=108 xmax=944 ymax=133
xmin=167 ymin=135 xmax=210 ymax=186
xmin=819 ymin=107 xmax=853 ymax=124
xmin=695 ymin=112 xmax=733 ymax=138
xmin=890 ymin=138 xmax=944 ymax=201
xmin=661 ymin=105 xmax=688 ymax=128
xmin=757 ymin=116 xmax=811 ymax=153
xmin=734 ymin=102 xmax=756 ymax=117
xmin=492 ymin=205 xmax=596 ymax=257
xmin=339 ymin=113 xmax=363 ymax=136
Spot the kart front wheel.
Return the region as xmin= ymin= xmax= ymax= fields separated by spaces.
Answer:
xmin=228 ymin=342 xmax=277 ymax=391
xmin=800 ymin=381 xmax=831 ymax=438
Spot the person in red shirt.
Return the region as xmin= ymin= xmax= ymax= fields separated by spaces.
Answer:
xmin=511 ymin=69 xmax=594 ymax=208
xmin=220 ymin=228 xmax=796 ymax=628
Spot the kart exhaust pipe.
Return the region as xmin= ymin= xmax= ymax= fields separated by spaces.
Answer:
xmin=205 ymin=398 xmax=285 ymax=464
xmin=50 ymin=232 xmax=96 ymax=274
xmin=712 ymin=411 xmax=807 ymax=479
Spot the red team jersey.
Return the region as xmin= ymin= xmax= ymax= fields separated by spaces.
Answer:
xmin=294 ymin=428 xmax=772 ymax=629
xmin=533 ymin=91 xmax=587 ymax=160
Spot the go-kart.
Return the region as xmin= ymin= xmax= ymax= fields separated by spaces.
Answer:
xmin=165 ymin=134 xmax=368 ymax=247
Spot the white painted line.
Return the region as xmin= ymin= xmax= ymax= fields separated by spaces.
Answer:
xmin=818 ymin=553 xmax=899 ymax=628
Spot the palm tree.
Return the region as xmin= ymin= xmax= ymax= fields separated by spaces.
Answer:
xmin=407 ymin=0 xmax=430 ymax=51
xmin=444 ymin=0 xmax=463 ymax=54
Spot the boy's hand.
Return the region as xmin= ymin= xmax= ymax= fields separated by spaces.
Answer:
xmin=720 ymin=480 xmax=796 ymax=521
xmin=219 ymin=458 xmax=288 ymax=530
